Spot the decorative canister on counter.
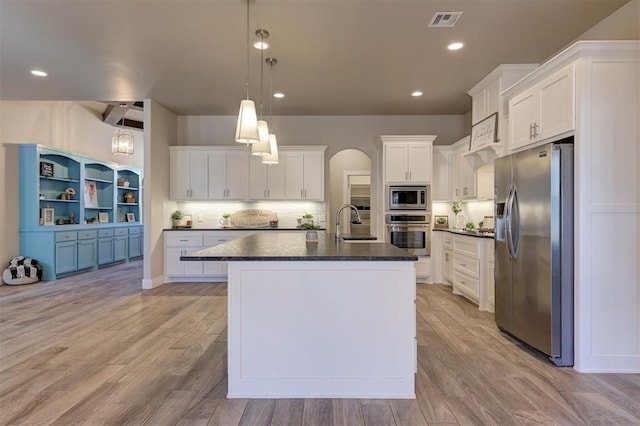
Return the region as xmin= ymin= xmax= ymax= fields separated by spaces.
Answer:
xmin=305 ymin=230 xmax=319 ymax=243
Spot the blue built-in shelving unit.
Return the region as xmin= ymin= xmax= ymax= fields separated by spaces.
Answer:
xmin=18 ymin=144 xmax=143 ymax=280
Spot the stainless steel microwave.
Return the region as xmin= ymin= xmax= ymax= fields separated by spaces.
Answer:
xmin=387 ymin=185 xmax=430 ymax=211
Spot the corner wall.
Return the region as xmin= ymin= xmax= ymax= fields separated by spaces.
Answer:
xmin=142 ymin=100 xmax=176 ymax=289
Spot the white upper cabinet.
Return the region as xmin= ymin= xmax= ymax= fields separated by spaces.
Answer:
xmin=508 ymin=63 xmax=575 ymax=151
xmin=170 ymin=148 xmax=209 ymax=200
xmin=208 ymin=150 xmax=247 ymax=200
xmin=284 ymin=148 xmax=325 ymax=201
xmin=450 ymin=136 xmax=494 ymax=201
xmin=432 ymin=146 xmax=453 ymax=201
xmin=170 ymin=147 xmax=247 ymax=201
xmin=467 ymin=64 xmax=538 ymax=161
xmin=381 ymin=136 xmax=436 ymax=184
xmin=249 ymin=155 xmax=285 ymax=200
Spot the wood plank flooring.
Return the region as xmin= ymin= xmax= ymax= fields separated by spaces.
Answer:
xmin=1 ymin=261 xmax=638 ymax=425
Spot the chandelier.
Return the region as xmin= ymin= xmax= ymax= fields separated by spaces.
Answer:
xmin=111 ymin=103 xmax=134 ymax=155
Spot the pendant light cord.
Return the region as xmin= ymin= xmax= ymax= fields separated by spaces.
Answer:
xmin=259 ymin=31 xmax=265 ymax=120
xmin=268 ymin=59 xmax=274 ymax=125
xmin=245 ymin=0 xmax=250 ymax=100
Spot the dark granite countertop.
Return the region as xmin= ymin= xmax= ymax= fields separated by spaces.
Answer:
xmin=165 ymin=226 xmax=326 ymax=231
xmin=433 ymin=228 xmax=495 ymax=239
xmin=180 ymin=232 xmax=417 ymax=262
xmin=341 ymin=234 xmax=377 ymax=241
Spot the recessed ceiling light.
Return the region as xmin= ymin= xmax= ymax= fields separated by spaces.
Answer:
xmin=448 ymin=42 xmax=464 ymax=51
xmin=253 ymin=41 xmax=269 ymax=50
xmin=30 ymin=69 xmax=47 ymax=77
xmin=411 ymin=91 xmax=423 ymax=97
xmin=273 ymin=93 xmax=285 ymax=98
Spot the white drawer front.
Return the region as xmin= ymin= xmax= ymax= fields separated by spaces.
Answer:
xmin=453 ymin=255 xmax=479 ymax=279
xmin=165 ymin=232 xmax=203 ymax=247
xmin=454 ymin=236 xmax=480 ymax=258
xmin=454 ymin=270 xmax=479 ymax=300
xmin=203 ymin=235 xmax=235 ymax=247
xmin=443 ymin=235 xmax=454 ymax=250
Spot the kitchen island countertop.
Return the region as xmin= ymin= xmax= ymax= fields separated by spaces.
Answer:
xmin=180 ymin=232 xmax=416 ymax=262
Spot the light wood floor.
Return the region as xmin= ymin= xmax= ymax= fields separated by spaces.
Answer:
xmin=1 ymin=261 xmax=638 ymax=425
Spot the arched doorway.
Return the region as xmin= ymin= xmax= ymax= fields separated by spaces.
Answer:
xmin=328 ymin=149 xmax=373 ymax=236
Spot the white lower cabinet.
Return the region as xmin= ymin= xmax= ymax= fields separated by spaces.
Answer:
xmin=453 ymin=235 xmax=480 ymax=302
xmin=434 ymin=232 xmax=493 ymax=312
xmin=442 ymin=233 xmax=454 ymax=285
xmin=164 ymin=232 xmax=204 ymax=278
xmin=415 ymin=256 xmax=431 ymax=283
xmin=164 ymin=230 xmax=255 ymax=282
xmin=486 ymin=240 xmax=495 ymax=312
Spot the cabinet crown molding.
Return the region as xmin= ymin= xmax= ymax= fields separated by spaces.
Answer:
xmin=502 ymin=40 xmax=640 ymax=99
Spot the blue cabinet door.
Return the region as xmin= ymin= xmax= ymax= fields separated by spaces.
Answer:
xmin=98 ymin=238 xmax=114 ymax=265
xmin=129 ymin=234 xmax=142 ymax=258
xmin=114 ymin=236 xmax=128 ymax=262
xmin=55 ymin=241 xmax=77 ymax=274
xmin=77 ymin=239 xmax=97 ymax=270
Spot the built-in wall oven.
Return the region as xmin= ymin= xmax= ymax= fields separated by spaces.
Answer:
xmin=385 ymin=213 xmax=431 ymax=256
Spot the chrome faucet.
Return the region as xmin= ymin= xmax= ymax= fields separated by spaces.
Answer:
xmin=335 ymin=204 xmax=362 ymax=240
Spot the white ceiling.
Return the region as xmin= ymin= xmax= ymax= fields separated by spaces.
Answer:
xmin=0 ymin=0 xmax=630 ymax=116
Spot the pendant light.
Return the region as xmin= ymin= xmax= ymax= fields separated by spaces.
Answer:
xmin=251 ymin=29 xmax=272 ymax=156
xmin=112 ymin=103 xmax=134 ymax=155
xmin=235 ymin=0 xmax=259 ymax=144
xmin=262 ymin=57 xmax=279 ymax=165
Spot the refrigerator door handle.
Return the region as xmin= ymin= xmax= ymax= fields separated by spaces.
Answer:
xmin=505 ymin=184 xmax=515 ymax=260
xmin=511 ymin=186 xmax=520 ymax=258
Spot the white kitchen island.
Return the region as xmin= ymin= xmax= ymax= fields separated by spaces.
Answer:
xmin=182 ymin=232 xmax=418 ymax=399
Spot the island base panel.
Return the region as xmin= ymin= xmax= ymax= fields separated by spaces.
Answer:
xmin=227 ymin=260 xmax=416 ymax=398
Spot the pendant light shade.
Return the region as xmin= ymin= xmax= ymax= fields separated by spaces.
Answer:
xmin=262 ymin=57 xmax=279 ymax=165
xmin=262 ymin=133 xmax=279 ymax=165
xmin=235 ymin=0 xmax=259 ymax=144
xmin=236 ymin=100 xmax=259 ymax=143
xmin=112 ymin=104 xmax=134 ymax=155
xmin=251 ymin=120 xmax=271 ymax=156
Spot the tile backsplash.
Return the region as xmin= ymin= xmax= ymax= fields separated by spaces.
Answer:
xmin=164 ymin=201 xmax=327 ymax=229
xmin=433 ymin=200 xmax=494 ymax=229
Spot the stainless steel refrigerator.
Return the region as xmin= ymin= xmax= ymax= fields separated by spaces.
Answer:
xmin=494 ymin=139 xmax=574 ymax=366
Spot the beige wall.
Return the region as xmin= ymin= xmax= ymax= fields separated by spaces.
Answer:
xmin=178 ymin=115 xmax=466 ymax=151
xmin=142 ymin=100 xmax=176 ymax=289
xmin=574 ymin=0 xmax=640 ymax=42
xmin=0 ymin=101 xmax=143 ymax=265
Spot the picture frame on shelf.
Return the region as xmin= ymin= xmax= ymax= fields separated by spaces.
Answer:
xmin=469 ymin=112 xmax=498 ymax=151
xmin=41 ymin=208 xmax=54 ymax=226
xmin=434 ymin=215 xmax=449 ymax=229
xmin=126 ymin=212 xmax=135 ymax=222
xmin=40 ymin=161 xmax=54 ymax=177
xmin=98 ymin=212 xmax=109 ymax=223
xmin=84 ymin=180 xmax=98 ymax=208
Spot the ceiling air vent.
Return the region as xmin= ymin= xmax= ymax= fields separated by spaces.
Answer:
xmin=429 ymin=11 xmax=463 ymax=28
